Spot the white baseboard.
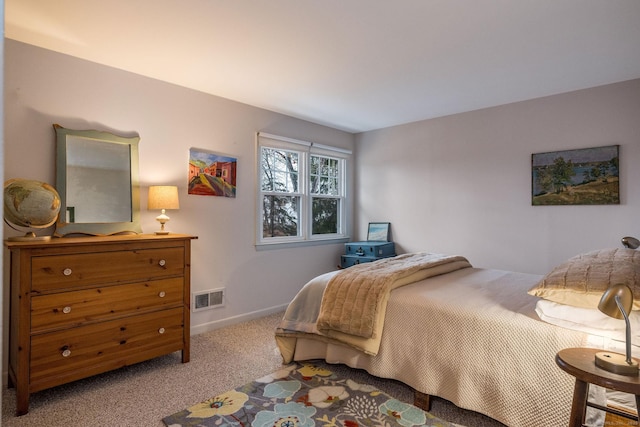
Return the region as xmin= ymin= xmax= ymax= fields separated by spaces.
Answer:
xmin=190 ymin=304 xmax=287 ymax=336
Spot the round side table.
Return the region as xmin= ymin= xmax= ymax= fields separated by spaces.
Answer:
xmin=556 ymin=347 xmax=640 ymax=427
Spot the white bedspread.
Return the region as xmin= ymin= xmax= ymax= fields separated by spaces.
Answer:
xmin=276 ymin=267 xmax=595 ymax=427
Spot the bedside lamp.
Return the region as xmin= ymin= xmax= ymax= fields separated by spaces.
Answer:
xmin=148 ymin=186 xmax=180 ymax=235
xmin=622 ymin=236 xmax=640 ymax=249
xmin=595 ymin=283 xmax=639 ymax=375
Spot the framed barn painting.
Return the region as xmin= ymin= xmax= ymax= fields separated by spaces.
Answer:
xmin=531 ymin=145 xmax=619 ymax=205
xmin=188 ymin=148 xmax=237 ymax=197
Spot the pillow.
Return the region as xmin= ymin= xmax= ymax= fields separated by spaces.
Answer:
xmin=535 ymin=299 xmax=640 ymax=346
xmin=528 ymin=248 xmax=640 ymax=310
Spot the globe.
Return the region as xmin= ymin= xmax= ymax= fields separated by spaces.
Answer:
xmin=4 ymin=178 xmax=61 ymax=241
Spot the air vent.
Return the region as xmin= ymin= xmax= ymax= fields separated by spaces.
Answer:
xmin=192 ymin=288 xmax=225 ymax=312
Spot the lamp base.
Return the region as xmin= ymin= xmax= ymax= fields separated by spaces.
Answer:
xmin=595 ymin=351 xmax=639 ymax=376
xmin=155 ymin=216 xmax=170 ymax=235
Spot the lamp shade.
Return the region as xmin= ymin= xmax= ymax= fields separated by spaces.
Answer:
xmin=598 ymin=283 xmax=633 ymax=320
xmin=595 ymin=283 xmax=638 ymax=375
xmin=148 ymin=186 xmax=180 ymax=210
xmin=622 ymin=236 xmax=640 ymax=249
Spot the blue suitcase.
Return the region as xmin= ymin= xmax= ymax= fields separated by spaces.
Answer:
xmin=340 ymin=254 xmax=380 ymax=268
xmin=340 ymin=241 xmax=396 ymax=268
xmin=345 ymin=241 xmax=395 ymax=258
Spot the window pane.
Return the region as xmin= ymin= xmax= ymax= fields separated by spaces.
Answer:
xmin=310 ymin=155 xmax=339 ymax=196
xmin=262 ymin=195 xmax=299 ymax=237
xmin=261 ymin=148 xmax=299 ymax=193
xmin=312 ymin=197 xmax=339 ymax=235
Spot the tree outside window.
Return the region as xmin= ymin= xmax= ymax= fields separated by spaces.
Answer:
xmin=257 ymin=134 xmax=348 ymax=245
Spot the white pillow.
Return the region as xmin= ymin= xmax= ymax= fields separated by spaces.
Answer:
xmin=535 ymin=298 xmax=640 ymax=346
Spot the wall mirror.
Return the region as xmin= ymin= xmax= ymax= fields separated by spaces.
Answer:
xmin=54 ymin=124 xmax=142 ymax=236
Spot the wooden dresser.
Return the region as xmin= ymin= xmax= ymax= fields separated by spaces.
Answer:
xmin=5 ymin=234 xmax=196 ymax=415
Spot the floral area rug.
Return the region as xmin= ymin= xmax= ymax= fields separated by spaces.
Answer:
xmin=163 ymin=363 xmax=461 ymax=427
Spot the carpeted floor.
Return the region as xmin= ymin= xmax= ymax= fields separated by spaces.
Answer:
xmin=1 ymin=311 xmax=505 ymax=427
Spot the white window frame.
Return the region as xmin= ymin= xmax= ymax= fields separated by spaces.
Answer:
xmin=256 ymin=132 xmax=350 ymax=248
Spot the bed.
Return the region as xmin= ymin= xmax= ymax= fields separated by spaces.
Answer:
xmin=275 ymin=250 xmax=640 ymax=427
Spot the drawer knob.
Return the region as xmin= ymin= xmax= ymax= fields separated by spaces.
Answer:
xmin=63 ymin=268 xmax=73 ymax=276
xmin=62 ymin=306 xmax=72 ymax=314
xmin=158 ymin=291 xmax=166 ymax=298
xmin=61 ymin=349 xmax=71 ymax=357
xmin=158 ymin=259 xmax=166 ymax=267
xmin=158 ymin=327 xmax=166 ymax=334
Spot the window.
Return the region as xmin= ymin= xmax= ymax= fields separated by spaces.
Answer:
xmin=257 ymin=132 xmax=350 ymax=246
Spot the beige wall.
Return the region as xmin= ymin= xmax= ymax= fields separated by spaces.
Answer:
xmin=5 ymin=37 xmax=640 ymax=370
xmin=355 ymin=79 xmax=640 ymax=274
xmin=2 ymin=39 xmax=355 ymax=350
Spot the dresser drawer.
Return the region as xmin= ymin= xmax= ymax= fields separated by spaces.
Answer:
xmin=30 ymin=307 xmax=184 ymax=392
xmin=31 ymin=277 xmax=184 ymax=333
xmin=31 ymin=247 xmax=185 ymax=292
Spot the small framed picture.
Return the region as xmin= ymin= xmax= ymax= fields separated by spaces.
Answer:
xmin=367 ymin=222 xmax=391 ymax=241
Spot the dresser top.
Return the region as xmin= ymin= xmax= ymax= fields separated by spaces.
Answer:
xmin=4 ymin=233 xmax=197 ymax=249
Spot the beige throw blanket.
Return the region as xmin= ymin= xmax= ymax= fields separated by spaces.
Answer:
xmin=316 ymin=252 xmax=472 ymax=351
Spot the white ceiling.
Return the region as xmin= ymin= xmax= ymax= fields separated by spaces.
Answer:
xmin=6 ymin=0 xmax=640 ymax=133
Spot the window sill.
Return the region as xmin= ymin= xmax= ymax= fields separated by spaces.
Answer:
xmin=255 ymin=236 xmax=350 ymax=251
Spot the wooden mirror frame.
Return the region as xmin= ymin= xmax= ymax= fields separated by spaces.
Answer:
xmin=54 ymin=124 xmax=142 ymax=236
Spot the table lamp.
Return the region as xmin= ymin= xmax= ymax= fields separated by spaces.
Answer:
xmin=148 ymin=185 xmax=180 ymax=235
xmin=595 ymin=283 xmax=639 ymax=375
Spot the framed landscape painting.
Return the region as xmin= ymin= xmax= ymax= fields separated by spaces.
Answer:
xmin=188 ymin=148 xmax=237 ymax=197
xmin=531 ymin=145 xmax=619 ymax=205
